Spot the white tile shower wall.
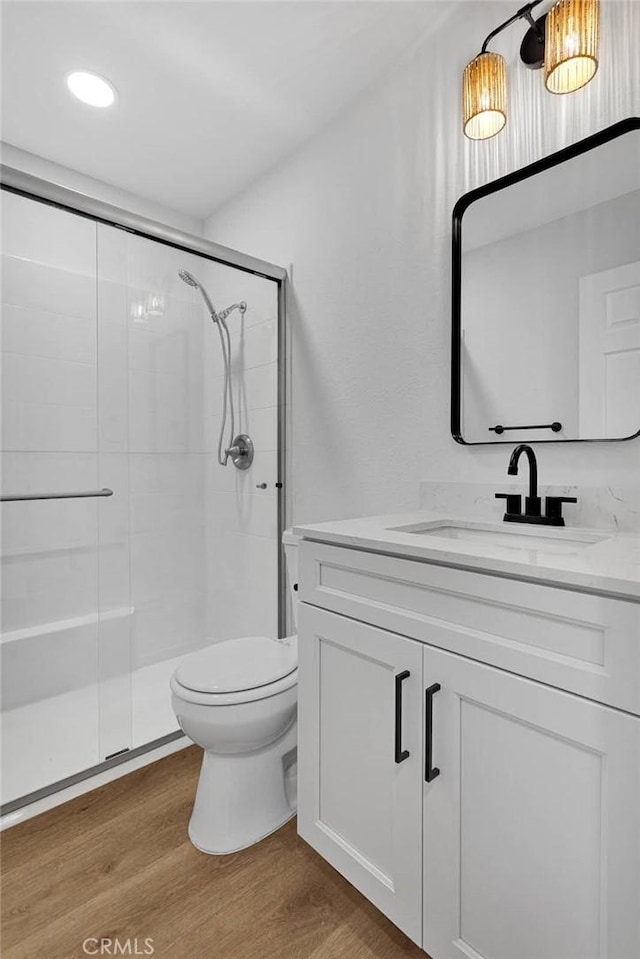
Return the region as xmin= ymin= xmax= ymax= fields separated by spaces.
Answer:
xmin=96 ymin=228 xmax=280 ymax=683
xmin=128 ymin=453 xmax=206 ymax=668
xmin=97 ymin=227 xmax=207 ymax=686
xmin=1 ymin=196 xmax=100 ymax=627
xmin=0 ymin=193 xmax=104 ymax=800
xmin=203 ymin=0 xmax=640 ymax=531
xmin=200 ymin=264 xmax=280 ymax=642
xmin=0 ymin=452 xmax=100 ymax=631
xmin=1 ymin=192 xmax=97 ymax=453
xmin=0 ymin=187 xmax=98 ymax=272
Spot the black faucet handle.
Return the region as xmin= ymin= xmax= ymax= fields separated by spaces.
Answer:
xmin=544 ymin=495 xmax=578 ymax=524
xmin=524 ymin=495 xmax=542 ymax=517
xmin=495 ymin=493 xmax=522 ymax=516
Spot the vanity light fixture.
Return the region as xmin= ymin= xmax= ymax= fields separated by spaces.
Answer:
xmin=545 ymin=0 xmax=599 ymax=94
xmin=463 ymin=0 xmax=600 ymax=140
xmin=463 ymin=52 xmax=507 ymax=141
xmin=66 ymin=71 xmax=116 ymax=108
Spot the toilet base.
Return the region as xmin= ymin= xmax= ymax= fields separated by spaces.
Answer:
xmin=188 ymin=810 xmax=296 ymax=857
xmin=188 ymin=720 xmax=297 ymax=855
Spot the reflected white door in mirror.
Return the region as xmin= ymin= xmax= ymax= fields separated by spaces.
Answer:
xmin=579 ymin=261 xmax=640 ymax=438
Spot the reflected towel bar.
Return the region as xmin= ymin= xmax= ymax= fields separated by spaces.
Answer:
xmin=489 ymin=422 xmax=562 ymax=435
xmin=0 ymin=488 xmax=114 ymax=502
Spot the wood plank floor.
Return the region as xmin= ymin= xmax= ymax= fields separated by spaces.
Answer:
xmin=1 ymin=746 xmax=427 ymax=959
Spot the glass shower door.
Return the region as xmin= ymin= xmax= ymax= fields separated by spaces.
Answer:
xmin=0 ymin=191 xmax=107 ymax=806
xmin=98 ymin=226 xmax=281 ymax=749
xmin=1 ymin=186 xmax=281 ymax=812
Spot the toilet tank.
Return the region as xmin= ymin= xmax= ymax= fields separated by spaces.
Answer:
xmin=282 ymin=529 xmax=300 ymax=630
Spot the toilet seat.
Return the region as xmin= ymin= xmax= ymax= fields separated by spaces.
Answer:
xmin=171 ymin=635 xmax=298 ymax=707
xmin=176 ymin=635 xmax=297 ymax=694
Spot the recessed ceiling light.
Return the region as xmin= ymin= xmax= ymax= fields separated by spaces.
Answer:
xmin=66 ymin=71 xmax=116 ymax=108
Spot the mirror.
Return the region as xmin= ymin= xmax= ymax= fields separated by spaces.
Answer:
xmin=452 ymin=118 xmax=640 ymax=445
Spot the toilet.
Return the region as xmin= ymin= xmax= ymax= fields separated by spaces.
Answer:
xmin=170 ymin=530 xmax=300 ymax=855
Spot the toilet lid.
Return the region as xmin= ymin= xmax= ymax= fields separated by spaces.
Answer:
xmin=174 ymin=636 xmax=297 ymax=694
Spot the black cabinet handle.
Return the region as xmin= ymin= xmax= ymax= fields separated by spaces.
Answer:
xmin=425 ymin=683 xmax=441 ymax=782
xmin=394 ymin=670 xmax=411 ymax=763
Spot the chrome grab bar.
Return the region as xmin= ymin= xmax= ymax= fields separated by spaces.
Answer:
xmin=0 ymin=488 xmax=114 ymax=502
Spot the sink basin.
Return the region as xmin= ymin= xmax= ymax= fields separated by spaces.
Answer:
xmin=387 ymin=521 xmax=609 ymax=556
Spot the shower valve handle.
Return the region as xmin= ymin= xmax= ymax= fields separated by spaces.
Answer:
xmin=225 ymin=434 xmax=254 ymax=471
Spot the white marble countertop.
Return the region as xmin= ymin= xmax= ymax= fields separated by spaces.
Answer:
xmin=293 ymin=511 xmax=640 ymax=601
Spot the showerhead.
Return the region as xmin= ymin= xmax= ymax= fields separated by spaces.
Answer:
xmin=178 ymin=269 xmax=216 ymax=316
xmin=179 ymin=269 xmax=247 ymax=325
xmin=178 ymin=269 xmax=198 ymax=288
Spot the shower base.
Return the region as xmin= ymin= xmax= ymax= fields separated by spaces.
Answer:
xmin=1 ymin=653 xmax=186 ymax=811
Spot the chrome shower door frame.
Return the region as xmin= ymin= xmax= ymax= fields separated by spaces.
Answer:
xmin=0 ymin=165 xmax=289 ymax=815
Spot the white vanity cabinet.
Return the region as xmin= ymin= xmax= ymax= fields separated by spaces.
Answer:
xmin=422 ymin=644 xmax=640 ymax=959
xmin=297 ymin=603 xmax=424 ymax=943
xmin=296 ymin=539 xmax=640 ymax=959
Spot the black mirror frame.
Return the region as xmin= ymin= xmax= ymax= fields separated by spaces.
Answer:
xmin=451 ymin=116 xmax=640 ymax=446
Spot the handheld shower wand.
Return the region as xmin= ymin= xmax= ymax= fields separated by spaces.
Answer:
xmin=178 ymin=270 xmax=249 ymax=468
xmin=178 ymin=270 xmax=217 ymax=315
xmin=178 ymin=270 xmax=247 ymax=322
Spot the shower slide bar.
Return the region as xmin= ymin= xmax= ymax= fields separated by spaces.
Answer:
xmin=0 ymin=489 xmax=113 ymax=502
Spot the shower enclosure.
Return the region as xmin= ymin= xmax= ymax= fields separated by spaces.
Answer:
xmin=0 ymin=172 xmax=286 ymax=814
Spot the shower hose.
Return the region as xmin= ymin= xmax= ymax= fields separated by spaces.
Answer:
xmin=214 ymin=313 xmax=235 ymax=466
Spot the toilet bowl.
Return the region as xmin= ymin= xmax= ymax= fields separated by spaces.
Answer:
xmin=170 ymin=530 xmax=300 ymax=855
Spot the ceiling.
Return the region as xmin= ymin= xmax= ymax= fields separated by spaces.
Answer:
xmin=1 ymin=1 xmax=454 ymax=219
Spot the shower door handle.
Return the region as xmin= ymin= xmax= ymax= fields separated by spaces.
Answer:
xmin=0 ymin=488 xmax=113 ymax=502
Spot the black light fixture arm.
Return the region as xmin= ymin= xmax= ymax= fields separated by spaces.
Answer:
xmin=480 ymin=0 xmax=545 ymax=54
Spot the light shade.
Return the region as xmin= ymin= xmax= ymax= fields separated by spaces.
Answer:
xmin=463 ymin=52 xmax=507 ymax=141
xmin=67 ymin=71 xmax=116 ymax=108
xmin=545 ymin=0 xmax=599 ymax=94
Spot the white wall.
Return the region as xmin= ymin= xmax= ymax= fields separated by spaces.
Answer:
xmin=204 ymin=0 xmax=640 ymax=530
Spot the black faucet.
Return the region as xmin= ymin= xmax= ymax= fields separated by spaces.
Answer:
xmin=508 ymin=444 xmax=541 ymax=516
xmin=496 ymin=444 xmax=577 ymax=527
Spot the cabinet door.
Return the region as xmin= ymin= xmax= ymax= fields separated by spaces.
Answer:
xmin=298 ymin=604 xmax=424 ymax=944
xmin=423 ymin=645 xmax=640 ymax=959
